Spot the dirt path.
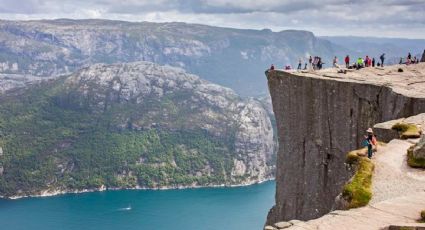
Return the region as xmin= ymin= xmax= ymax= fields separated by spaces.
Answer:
xmin=371 ymin=138 xmax=425 ymax=204
xmin=281 ymin=138 xmax=425 ymax=230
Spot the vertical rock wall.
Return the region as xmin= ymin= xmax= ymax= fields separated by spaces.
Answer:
xmin=266 ymin=70 xmax=425 ymax=224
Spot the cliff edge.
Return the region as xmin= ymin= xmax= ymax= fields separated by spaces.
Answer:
xmin=266 ymin=63 xmax=425 ymax=224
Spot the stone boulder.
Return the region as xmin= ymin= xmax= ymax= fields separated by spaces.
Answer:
xmin=274 ymin=221 xmax=293 ymax=229
xmin=413 ymin=135 xmax=425 ymax=159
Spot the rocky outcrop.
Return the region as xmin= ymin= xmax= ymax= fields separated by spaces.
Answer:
xmin=266 ymin=63 xmax=425 ymax=223
xmin=413 ymin=135 xmax=425 ymax=159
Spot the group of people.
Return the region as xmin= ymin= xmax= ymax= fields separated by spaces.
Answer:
xmin=270 ymin=50 xmax=425 ymax=72
xmin=294 ymin=56 xmax=324 ymax=71
xmin=310 ymin=56 xmax=324 ymax=70
xmin=399 ymin=52 xmax=421 ymax=65
xmin=343 ymin=54 xmax=386 ymax=70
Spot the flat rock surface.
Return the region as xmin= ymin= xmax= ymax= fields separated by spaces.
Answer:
xmin=372 ymin=139 xmax=425 ymax=203
xmin=283 ymin=138 xmax=425 ymax=229
xmin=275 ymin=63 xmax=425 ymax=98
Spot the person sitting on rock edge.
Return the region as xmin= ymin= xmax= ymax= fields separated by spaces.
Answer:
xmin=270 ymin=64 xmax=275 ymax=71
xmin=333 ymin=56 xmax=339 ymax=68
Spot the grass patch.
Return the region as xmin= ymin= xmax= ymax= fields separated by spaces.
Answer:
xmin=343 ymin=152 xmax=374 ymax=208
xmin=346 ymin=148 xmax=367 ymax=164
xmin=407 ymin=145 xmax=425 ymax=168
xmin=392 ymin=123 xmax=421 ymax=139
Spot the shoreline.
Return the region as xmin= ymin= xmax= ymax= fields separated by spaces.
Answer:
xmin=1 ymin=177 xmax=275 ymax=200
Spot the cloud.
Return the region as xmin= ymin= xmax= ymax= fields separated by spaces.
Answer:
xmin=0 ymin=0 xmax=424 ymax=38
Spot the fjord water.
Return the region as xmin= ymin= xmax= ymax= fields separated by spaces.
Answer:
xmin=0 ymin=181 xmax=274 ymax=230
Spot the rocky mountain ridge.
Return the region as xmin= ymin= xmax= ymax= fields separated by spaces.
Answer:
xmin=0 ymin=61 xmax=275 ymax=198
xmin=0 ymin=19 xmax=345 ymax=96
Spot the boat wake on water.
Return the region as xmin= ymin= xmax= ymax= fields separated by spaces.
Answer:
xmin=118 ymin=205 xmax=132 ymax=211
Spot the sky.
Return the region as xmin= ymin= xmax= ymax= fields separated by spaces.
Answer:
xmin=0 ymin=0 xmax=424 ymax=38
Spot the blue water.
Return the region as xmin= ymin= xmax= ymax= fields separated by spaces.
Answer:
xmin=0 ymin=181 xmax=275 ymax=230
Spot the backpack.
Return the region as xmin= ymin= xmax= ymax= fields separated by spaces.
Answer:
xmin=372 ymin=135 xmax=377 ymax=145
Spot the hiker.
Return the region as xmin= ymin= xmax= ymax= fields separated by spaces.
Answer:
xmin=309 ymin=56 xmax=313 ymax=69
xmin=365 ymin=56 xmax=370 ymax=67
xmin=356 ymin=57 xmax=364 ymax=69
xmin=313 ymin=56 xmax=318 ymax=70
xmin=318 ymin=57 xmax=323 ymax=70
xmin=372 ymin=58 xmax=375 ymax=67
xmin=345 ymin=55 xmax=350 ymax=68
xmin=364 ymin=128 xmax=377 ymax=159
xmin=380 ymin=53 xmax=385 ymax=67
xmin=407 ymin=52 xmax=412 ymax=64
xmin=304 ymin=62 xmax=307 ymax=70
xmin=399 ymin=57 xmax=403 ymax=64
xmin=270 ymin=64 xmax=275 ymax=70
xmin=297 ymin=58 xmax=302 ymax=70
xmin=333 ymin=56 xmax=339 ymax=68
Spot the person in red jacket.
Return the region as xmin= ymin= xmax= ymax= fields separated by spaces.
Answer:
xmin=345 ymin=55 xmax=350 ymax=68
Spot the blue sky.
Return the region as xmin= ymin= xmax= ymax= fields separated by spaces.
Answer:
xmin=0 ymin=0 xmax=424 ymax=38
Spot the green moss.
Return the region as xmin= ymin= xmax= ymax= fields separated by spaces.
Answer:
xmin=392 ymin=123 xmax=421 ymax=139
xmin=345 ymin=148 xmax=367 ymax=164
xmin=343 ymin=154 xmax=374 ymax=208
xmin=407 ymin=145 xmax=425 ymax=169
xmin=420 ymin=210 xmax=425 ymax=222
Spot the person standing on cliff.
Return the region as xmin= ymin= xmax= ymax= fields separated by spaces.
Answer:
xmin=309 ymin=56 xmax=313 ymax=69
xmin=380 ymin=53 xmax=385 ymax=67
xmin=364 ymin=128 xmax=377 ymax=159
xmin=345 ymin=55 xmax=350 ymax=68
xmin=297 ymin=58 xmax=302 ymax=70
xmin=270 ymin=64 xmax=275 ymax=70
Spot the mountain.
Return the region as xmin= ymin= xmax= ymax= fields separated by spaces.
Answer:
xmin=0 ymin=62 xmax=275 ymax=198
xmin=0 ymin=19 xmax=344 ymax=96
xmin=322 ymin=36 xmax=425 ymax=64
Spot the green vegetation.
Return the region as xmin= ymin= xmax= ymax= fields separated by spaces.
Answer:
xmin=343 ymin=150 xmax=374 ymax=208
xmin=407 ymin=145 xmax=425 ymax=169
xmin=0 ymin=77 xmax=241 ymax=197
xmin=392 ymin=123 xmax=421 ymax=139
xmin=345 ymin=148 xmax=367 ymax=164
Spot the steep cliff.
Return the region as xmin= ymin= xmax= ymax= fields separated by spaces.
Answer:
xmin=0 ymin=61 xmax=275 ymax=198
xmin=266 ymin=63 xmax=425 ymax=223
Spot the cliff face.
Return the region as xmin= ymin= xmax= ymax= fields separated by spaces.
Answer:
xmin=266 ymin=64 xmax=425 ymax=223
